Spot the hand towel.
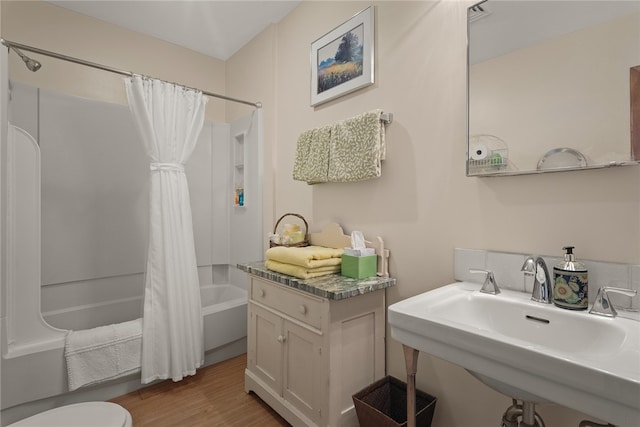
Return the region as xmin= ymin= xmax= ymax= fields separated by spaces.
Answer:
xmin=64 ymin=318 xmax=142 ymax=391
xmin=328 ymin=109 xmax=385 ymax=182
xmin=293 ymin=126 xmax=331 ymax=184
xmin=265 ymin=259 xmax=341 ymax=279
xmin=265 ymin=245 xmax=344 ymax=269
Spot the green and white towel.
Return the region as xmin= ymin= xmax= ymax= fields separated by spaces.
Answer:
xmin=328 ymin=109 xmax=385 ymax=182
xmin=293 ymin=109 xmax=386 ymax=184
xmin=293 ymin=126 xmax=331 ymax=184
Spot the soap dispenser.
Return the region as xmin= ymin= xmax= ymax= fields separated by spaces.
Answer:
xmin=552 ymin=246 xmax=588 ymax=310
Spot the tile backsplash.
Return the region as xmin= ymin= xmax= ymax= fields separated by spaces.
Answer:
xmin=455 ymin=248 xmax=640 ymax=310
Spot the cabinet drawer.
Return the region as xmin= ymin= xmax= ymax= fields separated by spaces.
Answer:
xmin=251 ymin=278 xmax=324 ymax=329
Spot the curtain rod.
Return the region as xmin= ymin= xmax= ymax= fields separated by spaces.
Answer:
xmin=1 ymin=38 xmax=262 ymax=109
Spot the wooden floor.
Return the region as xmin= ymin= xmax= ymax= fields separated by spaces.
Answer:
xmin=110 ymin=354 xmax=290 ymax=426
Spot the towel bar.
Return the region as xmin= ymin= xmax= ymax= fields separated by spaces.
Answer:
xmin=380 ymin=112 xmax=393 ymax=124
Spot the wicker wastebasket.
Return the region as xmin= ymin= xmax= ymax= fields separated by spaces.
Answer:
xmin=352 ymin=376 xmax=437 ymax=427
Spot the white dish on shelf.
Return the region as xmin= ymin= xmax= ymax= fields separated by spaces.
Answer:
xmin=537 ymin=147 xmax=587 ymax=170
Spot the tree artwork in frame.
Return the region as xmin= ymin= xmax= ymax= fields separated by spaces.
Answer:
xmin=310 ymin=6 xmax=374 ymax=107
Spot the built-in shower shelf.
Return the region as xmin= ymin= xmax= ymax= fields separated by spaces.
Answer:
xmin=233 ymin=132 xmax=246 ymax=207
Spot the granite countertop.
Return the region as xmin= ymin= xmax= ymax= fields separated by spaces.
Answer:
xmin=238 ymin=261 xmax=396 ymax=300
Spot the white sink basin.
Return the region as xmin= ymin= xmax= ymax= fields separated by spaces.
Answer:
xmin=388 ymin=282 xmax=640 ymax=427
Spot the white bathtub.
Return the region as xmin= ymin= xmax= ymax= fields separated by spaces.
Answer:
xmin=0 ymin=283 xmax=248 ymax=425
xmin=201 ymin=284 xmax=248 ymax=352
xmin=41 ymin=283 xmax=248 ymax=343
xmin=202 ymin=283 xmax=247 ymax=313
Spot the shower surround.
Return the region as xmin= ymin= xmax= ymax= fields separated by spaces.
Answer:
xmin=1 ymin=82 xmax=263 ymax=421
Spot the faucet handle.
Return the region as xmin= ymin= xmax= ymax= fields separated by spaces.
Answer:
xmin=469 ymin=269 xmax=501 ymax=295
xmin=589 ymin=286 xmax=637 ymax=318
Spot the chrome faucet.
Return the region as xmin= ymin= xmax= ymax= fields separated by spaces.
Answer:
xmin=589 ymin=286 xmax=637 ymax=317
xmin=521 ymin=256 xmax=552 ymax=304
xmin=469 ymin=269 xmax=501 ymax=295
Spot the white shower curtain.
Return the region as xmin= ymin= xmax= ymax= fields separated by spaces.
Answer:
xmin=124 ymin=76 xmax=208 ymax=383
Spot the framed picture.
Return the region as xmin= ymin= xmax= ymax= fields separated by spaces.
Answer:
xmin=310 ymin=6 xmax=374 ymax=107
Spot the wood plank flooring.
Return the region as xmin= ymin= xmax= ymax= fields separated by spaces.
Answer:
xmin=110 ymin=354 xmax=290 ymax=426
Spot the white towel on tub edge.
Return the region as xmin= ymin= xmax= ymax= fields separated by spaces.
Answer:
xmin=64 ymin=318 xmax=142 ymax=391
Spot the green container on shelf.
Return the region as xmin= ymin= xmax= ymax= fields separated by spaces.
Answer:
xmin=341 ymin=254 xmax=377 ymax=279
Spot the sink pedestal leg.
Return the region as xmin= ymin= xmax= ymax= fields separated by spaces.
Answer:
xmin=522 ymin=401 xmax=536 ymax=427
xmin=403 ymin=345 xmax=419 ymax=427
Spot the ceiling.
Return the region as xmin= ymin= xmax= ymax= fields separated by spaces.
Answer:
xmin=47 ymin=1 xmax=300 ymax=60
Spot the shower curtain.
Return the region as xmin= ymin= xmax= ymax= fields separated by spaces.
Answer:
xmin=124 ymin=76 xmax=208 ymax=383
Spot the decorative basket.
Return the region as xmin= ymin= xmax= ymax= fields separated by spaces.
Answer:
xmin=269 ymin=213 xmax=309 ymax=248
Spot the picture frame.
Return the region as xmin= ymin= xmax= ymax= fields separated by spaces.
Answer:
xmin=310 ymin=6 xmax=374 ymax=107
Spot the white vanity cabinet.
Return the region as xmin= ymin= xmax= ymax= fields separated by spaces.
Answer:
xmin=244 ymin=275 xmax=388 ymax=427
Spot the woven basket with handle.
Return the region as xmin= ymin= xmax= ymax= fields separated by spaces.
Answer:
xmin=269 ymin=213 xmax=309 ymax=248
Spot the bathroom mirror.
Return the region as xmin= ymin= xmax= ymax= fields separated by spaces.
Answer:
xmin=467 ymin=1 xmax=640 ymax=176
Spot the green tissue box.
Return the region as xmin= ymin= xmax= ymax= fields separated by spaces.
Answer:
xmin=341 ymin=254 xmax=377 ymax=279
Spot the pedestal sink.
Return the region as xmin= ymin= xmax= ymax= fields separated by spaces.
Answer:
xmin=388 ymin=282 xmax=640 ymax=427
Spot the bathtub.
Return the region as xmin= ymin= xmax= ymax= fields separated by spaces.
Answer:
xmin=41 ymin=283 xmax=248 ymax=348
xmin=201 ymin=284 xmax=248 ymax=352
xmin=0 ymin=282 xmax=248 ymax=425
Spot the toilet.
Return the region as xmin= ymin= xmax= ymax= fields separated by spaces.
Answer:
xmin=7 ymin=402 xmax=132 ymax=427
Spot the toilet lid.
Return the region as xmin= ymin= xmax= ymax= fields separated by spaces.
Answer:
xmin=9 ymin=402 xmax=132 ymax=427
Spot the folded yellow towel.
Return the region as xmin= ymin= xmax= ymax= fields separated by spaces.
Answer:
xmin=265 ymin=245 xmax=344 ymax=269
xmin=265 ymin=259 xmax=340 ymax=279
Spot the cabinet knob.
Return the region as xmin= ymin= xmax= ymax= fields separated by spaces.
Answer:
xmin=299 ymin=304 xmax=307 ymax=315
xmin=259 ymin=289 xmax=265 ymax=297
xmin=277 ymin=335 xmax=286 ymax=343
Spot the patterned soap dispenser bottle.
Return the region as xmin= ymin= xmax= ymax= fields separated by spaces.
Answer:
xmin=552 ymin=246 xmax=588 ymax=310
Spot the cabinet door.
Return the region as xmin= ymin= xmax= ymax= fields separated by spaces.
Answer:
xmin=282 ymin=320 xmax=323 ymax=425
xmin=248 ymin=303 xmax=283 ymax=394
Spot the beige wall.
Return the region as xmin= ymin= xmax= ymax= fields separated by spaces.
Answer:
xmin=1 ymin=0 xmax=227 ymax=121
xmin=227 ymin=1 xmax=640 ymax=426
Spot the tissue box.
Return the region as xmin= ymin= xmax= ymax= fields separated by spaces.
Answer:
xmin=341 ymin=254 xmax=377 ymax=279
xmin=344 ymin=247 xmax=376 ymax=257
